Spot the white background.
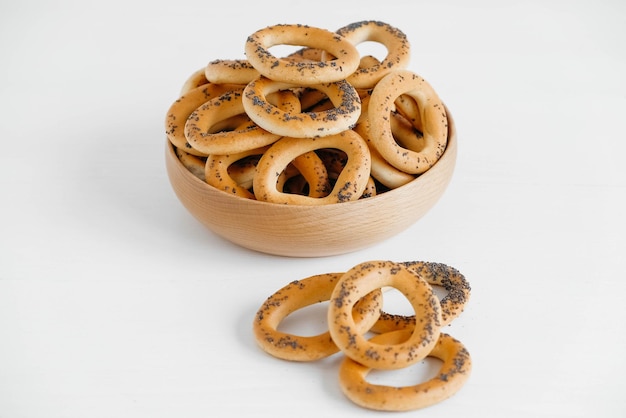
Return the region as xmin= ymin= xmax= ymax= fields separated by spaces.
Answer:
xmin=1 ymin=0 xmax=625 ymax=417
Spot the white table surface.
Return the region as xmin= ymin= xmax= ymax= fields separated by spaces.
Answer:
xmin=1 ymin=1 xmax=625 ymax=417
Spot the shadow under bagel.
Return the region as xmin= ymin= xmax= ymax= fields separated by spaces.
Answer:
xmin=165 ymin=109 xmax=457 ymax=258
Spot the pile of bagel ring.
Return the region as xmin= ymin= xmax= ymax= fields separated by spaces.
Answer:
xmin=165 ymin=21 xmax=449 ymax=205
xmin=253 ymin=260 xmax=471 ymax=411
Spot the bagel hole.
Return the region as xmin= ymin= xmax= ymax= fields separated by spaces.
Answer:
xmin=269 ymin=44 xmax=307 ymax=58
xmin=390 ymin=111 xmax=426 ymax=153
xmin=316 ymin=148 xmax=348 ymax=182
xmin=209 ymin=113 xmax=253 ymax=134
xmin=227 ymin=155 xmax=260 ymax=190
xmin=380 ymin=286 xmax=414 ymax=316
xmin=269 ymin=45 xmax=326 ymax=63
xmin=299 ymin=88 xmax=332 ymax=112
xmin=356 ymin=41 xmax=389 ymax=64
xmin=431 ymin=284 xmax=449 ymax=302
xmin=277 ymin=158 xmax=329 ymax=198
xmin=277 ymin=301 xmax=330 ymax=337
xmin=381 ymin=285 xmax=448 ymax=316
xmin=282 ymin=174 xmax=310 ymax=196
xmin=365 ymin=356 xmax=443 ymax=387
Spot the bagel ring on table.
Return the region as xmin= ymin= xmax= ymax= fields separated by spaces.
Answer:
xmin=253 ymin=130 xmax=371 ymax=205
xmin=400 ymin=261 xmax=471 ymax=326
xmin=253 ymin=273 xmax=383 ymax=362
xmin=334 ymin=20 xmax=411 ymax=89
xmin=338 ymin=329 xmax=472 ymax=412
xmin=327 ymin=260 xmax=442 ymax=370
xmin=368 ymin=69 xmax=448 ymax=174
xmin=244 ymin=24 xmax=361 ymax=85
xmin=371 ymin=261 xmax=471 ymax=333
xmin=242 ymin=76 xmax=361 ymax=138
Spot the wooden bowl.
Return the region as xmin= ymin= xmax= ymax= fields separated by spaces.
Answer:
xmin=165 ymin=112 xmax=457 ymax=257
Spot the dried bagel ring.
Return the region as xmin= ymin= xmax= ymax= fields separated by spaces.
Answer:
xmin=227 ymin=155 xmax=260 ymax=189
xmin=242 ymin=76 xmax=361 ymax=138
xmin=253 ymin=273 xmax=383 ymax=362
xmin=205 ymin=146 xmax=270 ymax=199
xmin=335 ymin=20 xmax=411 ymax=89
xmin=205 ymin=59 xmax=260 ymax=85
xmin=358 ymin=54 xmax=382 ymax=69
xmin=401 ymin=261 xmax=471 ymax=325
xmin=273 ymin=152 xmax=331 ymax=198
xmin=372 ymin=262 xmax=471 ymax=333
xmin=253 ymin=130 xmax=371 ymax=205
xmin=296 ymin=87 xmax=330 ymax=111
xmin=179 ymin=67 xmax=209 ymax=95
xmin=316 ymin=149 xmax=376 ymax=199
xmin=338 ymin=330 xmax=472 ymax=411
xmin=289 ymin=150 xmax=331 ymax=198
xmin=368 ymin=70 xmax=448 ymax=174
xmin=361 ymin=176 xmax=377 ymax=199
xmin=277 ymin=165 xmax=306 ymax=195
xmin=175 ymin=147 xmax=206 ymax=180
xmin=185 ymin=89 xmax=300 ymax=155
xmin=244 ymin=24 xmax=360 ymax=85
xmin=165 ymin=83 xmax=242 ymax=156
xmin=328 ymin=261 xmax=442 ymax=370
xmin=353 ymin=121 xmax=415 ymax=189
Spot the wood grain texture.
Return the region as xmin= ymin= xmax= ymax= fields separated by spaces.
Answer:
xmin=165 ymin=113 xmax=457 ymax=257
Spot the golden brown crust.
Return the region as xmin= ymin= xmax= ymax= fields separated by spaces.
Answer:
xmin=205 ymin=146 xmax=270 ymax=199
xmin=242 ymin=76 xmax=361 ymax=138
xmin=335 ymin=20 xmax=411 ymax=89
xmin=253 ymin=130 xmax=371 ymax=205
xmin=371 ymin=261 xmax=471 ymax=332
xmin=368 ymin=69 xmax=448 ymax=174
xmin=250 ymin=259 xmax=472 ymax=410
xmin=327 ymin=261 xmax=442 ymax=370
xmin=338 ymin=330 xmax=472 ymax=411
xmin=353 ymin=116 xmax=416 ymax=189
xmin=184 ymin=89 xmax=281 ymax=155
xmin=166 ymin=83 xmax=242 ymax=157
xmin=253 ymin=273 xmax=383 ymax=362
xmin=205 ymin=59 xmax=259 ymax=85
xmin=244 ymin=24 xmax=360 ymax=85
